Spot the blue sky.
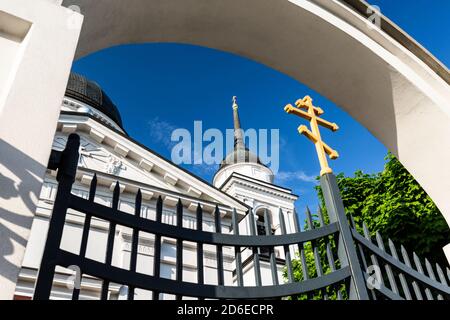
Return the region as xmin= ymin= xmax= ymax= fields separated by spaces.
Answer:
xmin=72 ymin=0 xmax=450 ymax=217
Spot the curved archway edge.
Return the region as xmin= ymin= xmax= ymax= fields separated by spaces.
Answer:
xmin=0 ymin=0 xmax=449 ymax=298
xmin=67 ymin=0 xmax=450 ymax=225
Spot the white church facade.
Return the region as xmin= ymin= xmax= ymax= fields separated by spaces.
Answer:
xmin=14 ymin=73 xmax=298 ymax=300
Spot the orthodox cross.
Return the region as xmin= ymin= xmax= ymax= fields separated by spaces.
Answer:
xmin=284 ymin=95 xmax=339 ymax=176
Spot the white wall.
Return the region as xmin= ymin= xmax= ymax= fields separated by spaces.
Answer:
xmin=0 ymin=0 xmax=82 ymax=299
xmin=16 ymin=175 xmax=236 ymax=299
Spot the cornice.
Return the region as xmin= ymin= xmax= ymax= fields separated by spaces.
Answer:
xmin=57 ymin=111 xmax=250 ymax=214
xmin=221 ymin=174 xmax=299 ymax=201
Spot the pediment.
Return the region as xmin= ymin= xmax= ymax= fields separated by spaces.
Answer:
xmin=53 ymin=114 xmax=249 ymax=215
xmin=53 ymin=134 xmax=173 ymax=191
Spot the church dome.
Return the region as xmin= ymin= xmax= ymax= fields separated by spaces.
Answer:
xmin=65 ymin=73 xmax=124 ymax=129
xmin=219 ymin=146 xmax=263 ymax=169
xmin=213 ymin=97 xmax=274 ymax=187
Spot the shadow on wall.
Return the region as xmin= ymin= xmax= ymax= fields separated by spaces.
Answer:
xmin=0 ymin=138 xmax=46 ymax=284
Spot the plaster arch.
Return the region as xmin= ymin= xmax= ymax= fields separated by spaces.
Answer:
xmin=59 ymin=0 xmax=450 ymax=228
xmin=1 ymin=0 xmax=450 ymax=299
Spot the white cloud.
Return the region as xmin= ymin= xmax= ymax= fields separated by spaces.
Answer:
xmin=148 ymin=118 xmax=217 ymax=177
xmin=276 ymin=170 xmax=318 ymax=183
xmin=148 ymin=117 xmax=178 ymax=149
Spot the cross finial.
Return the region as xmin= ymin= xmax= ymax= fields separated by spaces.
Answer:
xmin=284 ymin=95 xmax=339 ymax=176
xmin=232 ymin=96 xmax=238 ymax=109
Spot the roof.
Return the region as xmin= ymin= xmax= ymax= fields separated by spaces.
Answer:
xmin=65 ymin=73 xmax=124 ymax=130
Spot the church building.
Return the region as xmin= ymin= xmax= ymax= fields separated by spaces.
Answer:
xmin=14 ymin=73 xmax=298 ymax=300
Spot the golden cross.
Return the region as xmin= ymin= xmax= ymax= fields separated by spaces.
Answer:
xmin=284 ymin=95 xmax=339 ymax=176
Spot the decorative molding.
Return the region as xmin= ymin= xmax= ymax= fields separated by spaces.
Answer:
xmin=163 ymin=173 xmax=178 ymax=186
xmin=105 ymin=155 xmax=126 ymax=175
xmin=113 ymin=143 xmax=129 ymax=157
xmin=223 ymin=177 xmax=298 ymax=201
xmin=89 ymin=128 xmax=105 ymax=143
xmin=187 ymin=186 xmax=202 ymax=198
xmin=80 ymin=174 xmax=94 ymax=186
xmin=57 ymin=113 xmax=250 ymax=214
xmin=61 ymin=123 xmax=77 ymax=133
xmin=109 ymin=182 xmax=125 ymax=193
xmin=141 ymin=189 xmax=154 ymax=200
xmin=139 ymin=159 xmax=154 ymax=172
xmin=164 ymin=195 xmax=178 ymax=206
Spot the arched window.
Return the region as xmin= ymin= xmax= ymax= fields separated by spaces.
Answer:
xmin=254 ymin=207 xmax=275 ymax=236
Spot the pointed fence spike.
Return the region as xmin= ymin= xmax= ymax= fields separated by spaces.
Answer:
xmin=348 ymin=214 xmax=356 ymax=229
xmin=388 ymin=239 xmax=399 ymax=259
xmin=305 ymin=207 xmax=313 ymax=230
xmin=326 ymin=244 xmax=336 ymax=272
xmin=424 ymin=261 xmax=442 ymax=300
xmin=279 ymin=208 xmax=287 ymax=235
xmin=175 ymin=199 xmax=184 ymax=298
xmin=156 ymin=196 xmax=163 ymax=223
xmin=375 ymin=231 xmax=386 ymax=251
xmin=292 ymin=208 xmax=301 ymax=232
xmin=176 ymin=199 xmax=183 ymax=227
xmin=88 ymin=173 xmax=97 ymax=201
xmin=400 ymin=245 xmax=411 ymax=265
xmin=412 ymin=253 xmax=433 ymax=300
xmin=263 ymin=209 xmax=278 ymax=285
xmin=435 ymin=263 xmax=448 ymax=287
xmin=213 ymin=205 xmax=224 ymax=286
xmin=317 ymin=205 xmax=325 ymax=227
xmin=112 ymin=181 xmax=120 ymax=209
xmin=291 ymin=208 xmax=309 ymax=280
xmin=401 ymin=247 xmax=422 ymax=297
xmin=135 ymin=189 xmax=142 ymax=217
xmin=196 ymin=203 xmax=204 ymax=288
xmin=424 ymin=259 xmax=436 ymax=281
xmin=232 ymin=208 xmax=239 ymax=235
xmin=128 ymin=188 xmax=142 ymax=300
xmin=412 ymin=252 xmax=425 ymax=274
xmin=248 ymin=209 xmax=257 ymax=234
xmin=214 ymin=205 xmax=221 ymax=232
xmin=362 ymin=222 xmax=371 ymax=240
xmin=264 ymin=210 xmax=271 ymax=235
xmin=232 ymin=208 xmax=244 ymax=286
xmin=248 ymin=209 xmax=262 ymax=286
xmin=446 ymin=267 xmax=450 ymax=283
xmin=196 ymin=203 xmax=203 ymax=231
xmin=152 ymin=196 xmax=163 ymax=300
xmin=278 ymin=208 xmax=294 ymax=283
xmin=387 ymin=239 xmax=411 ymax=299
xmin=374 ymin=231 xmax=398 ymax=294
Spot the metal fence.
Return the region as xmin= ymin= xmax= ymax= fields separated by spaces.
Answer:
xmin=33 ymin=134 xmax=450 ymax=300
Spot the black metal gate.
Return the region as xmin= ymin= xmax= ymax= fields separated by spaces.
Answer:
xmin=33 ymin=134 xmax=450 ymax=300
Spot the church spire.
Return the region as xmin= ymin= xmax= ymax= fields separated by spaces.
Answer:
xmin=232 ymin=96 xmax=245 ymax=150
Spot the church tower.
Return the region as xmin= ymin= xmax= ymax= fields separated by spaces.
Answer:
xmin=213 ymin=98 xmax=298 ymax=238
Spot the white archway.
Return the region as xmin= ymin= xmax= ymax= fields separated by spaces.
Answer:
xmin=64 ymin=0 xmax=450 ymax=226
xmin=0 ymin=0 xmax=449 ymax=298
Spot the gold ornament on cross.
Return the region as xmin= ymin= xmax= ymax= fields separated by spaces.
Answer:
xmin=284 ymin=95 xmax=339 ymax=176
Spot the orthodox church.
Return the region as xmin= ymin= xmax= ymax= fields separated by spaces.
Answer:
xmin=14 ymin=73 xmax=298 ymax=300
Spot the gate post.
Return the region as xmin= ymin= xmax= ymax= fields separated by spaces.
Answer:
xmin=320 ymin=173 xmax=369 ymax=300
xmin=33 ymin=134 xmax=80 ymax=300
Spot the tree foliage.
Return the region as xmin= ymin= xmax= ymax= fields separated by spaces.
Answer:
xmin=284 ymin=153 xmax=449 ymax=298
xmin=316 ymin=153 xmax=449 ymax=265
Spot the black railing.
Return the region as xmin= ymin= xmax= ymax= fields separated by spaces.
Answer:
xmin=350 ymin=217 xmax=450 ymax=300
xmin=32 ymin=134 xmax=450 ymax=300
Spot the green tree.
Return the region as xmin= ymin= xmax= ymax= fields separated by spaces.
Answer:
xmin=316 ymin=153 xmax=449 ymax=264
xmin=284 ymin=153 xmax=449 ymax=298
